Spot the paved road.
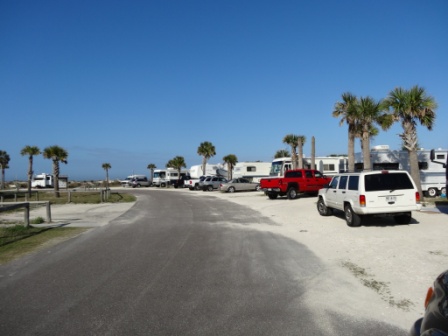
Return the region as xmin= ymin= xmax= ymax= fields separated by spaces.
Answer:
xmin=0 ymin=190 xmax=407 ymax=335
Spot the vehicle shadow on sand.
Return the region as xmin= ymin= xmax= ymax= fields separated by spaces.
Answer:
xmin=330 ymin=209 xmax=420 ymax=227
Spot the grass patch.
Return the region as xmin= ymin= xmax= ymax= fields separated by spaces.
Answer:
xmin=0 ymin=225 xmax=89 ymax=265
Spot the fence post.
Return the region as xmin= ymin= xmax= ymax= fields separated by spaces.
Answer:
xmin=46 ymin=201 xmax=52 ymax=223
xmin=24 ymin=203 xmax=30 ymax=228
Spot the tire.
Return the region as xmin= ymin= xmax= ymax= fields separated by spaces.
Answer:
xmin=161 ymin=183 xmax=166 ymax=188
xmin=267 ymin=193 xmax=278 ymax=200
xmin=317 ymin=197 xmax=332 ymax=216
xmin=442 ymin=187 xmax=446 ymax=195
xmin=394 ymin=212 xmax=412 ymax=224
xmin=228 ymin=186 xmax=235 ymax=193
xmin=207 ymin=185 xmax=213 ymax=191
xmin=287 ymin=187 xmax=297 ymax=200
xmin=427 ymin=188 xmax=438 ymax=197
xmin=194 ymin=184 xmax=200 ymax=190
xmin=255 ymin=184 xmax=260 ymax=191
xmin=189 ymin=187 xmax=194 ymax=191
xmin=344 ymin=204 xmax=361 ymax=227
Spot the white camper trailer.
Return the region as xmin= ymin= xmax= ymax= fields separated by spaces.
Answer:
xmin=188 ymin=163 xmax=227 ymax=179
xmin=232 ymin=162 xmax=271 ymax=183
xmin=31 ymin=173 xmax=68 ymax=188
xmin=355 ymin=145 xmax=447 ymax=197
xmin=152 ymin=168 xmax=189 ymax=187
xmin=269 ymin=156 xmax=348 ymax=177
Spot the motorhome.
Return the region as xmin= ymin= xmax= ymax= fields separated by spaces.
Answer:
xmin=232 ymin=161 xmax=271 ymax=183
xmin=152 ymin=168 xmax=189 ymax=187
xmin=31 ymin=173 xmax=68 ymax=188
xmin=355 ymin=145 xmax=447 ymax=197
xmin=269 ymin=156 xmax=348 ymax=177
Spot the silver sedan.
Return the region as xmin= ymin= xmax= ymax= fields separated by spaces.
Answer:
xmin=219 ymin=178 xmax=260 ymax=193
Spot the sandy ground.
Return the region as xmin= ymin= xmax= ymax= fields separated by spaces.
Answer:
xmin=1 ymin=187 xmax=447 ymax=329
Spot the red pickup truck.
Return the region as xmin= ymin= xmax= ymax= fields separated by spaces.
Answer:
xmin=260 ymin=169 xmax=331 ymax=199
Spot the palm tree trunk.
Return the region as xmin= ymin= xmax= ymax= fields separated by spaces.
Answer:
xmin=348 ymin=131 xmax=355 ymax=172
xmin=409 ymin=148 xmax=423 ymax=199
xmin=27 ymin=156 xmax=33 ymax=197
xmin=362 ymin=129 xmax=371 ymax=171
xmin=53 ymin=160 xmax=60 ymax=198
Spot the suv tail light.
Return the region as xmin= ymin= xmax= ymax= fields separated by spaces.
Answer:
xmin=416 ymin=191 xmax=421 ymax=204
xmin=359 ymin=195 xmax=366 ymax=207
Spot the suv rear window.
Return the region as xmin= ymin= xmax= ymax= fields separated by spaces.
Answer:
xmin=364 ymin=173 xmax=413 ymax=191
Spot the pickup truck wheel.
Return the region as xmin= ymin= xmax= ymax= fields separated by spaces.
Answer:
xmin=194 ymin=184 xmax=200 ymax=190
xmin=207 ymin=185 xmax=213 ymax=191
xmin=344 ymin=204 xmax=361 ymax=227
xmin=267 ymin=193 xmax=278 ymax=200
xmin=189 ymin=187 xmax=194 ymax=191
xmin=427 ymin=187 xmax=437 ymax=197
xmin=161 ymin=183 xmax=166 ymax=188
xmin=287 ymin=187 xmax=297 ymax=200
xmin=317 ymin=197 xmax=332 ymax=216
xmin=394 ymin=212 xmax=412 ymax=224
xmin=228 ymin=186 xmax=235 ymax=193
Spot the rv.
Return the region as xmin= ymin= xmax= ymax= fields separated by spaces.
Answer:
xmin=269 ymin=156 xmax=348 ymax=177
xmin=355 ymin=145 xmax=447 ymax=197
xmin=232 ymin=161 xmax=271 ymax=183
xmin=188 ymin=163 xmax=227 ymax=179
xmin=152 ymin=168 xmax=189 ymax=187
xmin=31 ymin=173 xmax=68 ymax=188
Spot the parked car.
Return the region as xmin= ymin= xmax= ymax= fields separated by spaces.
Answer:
xmin=200 ymin=176 xmax=227 ymax=191
xmin=219 ymin=178 xmax=260 ymax=193
xmin=317 ymin=170 xmax=422 ymax=227
xmin=410 ymin=269 xmax=448 ymax=336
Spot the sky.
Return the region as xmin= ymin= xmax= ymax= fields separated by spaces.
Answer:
xmin=1 ymin=0 xmax=447 ymax=181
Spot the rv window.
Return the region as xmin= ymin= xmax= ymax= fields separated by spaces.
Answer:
xmin=247 ymin=166 xmax=256 ymax=172
xmin=418 ymin=162 xmax=428 ymax=170
xmin=436 ymin=154 xmax=445 ymax=160
xmin=323 ymin=164 xmax=335 ymax=171
xmin=372 ymin=163 xmax=399 ymax=170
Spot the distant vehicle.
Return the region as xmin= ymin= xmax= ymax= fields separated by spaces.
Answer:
xmin=31 ymin=173 xmax=68 ymax=188
xmin=355 ymin=145 xmax=447 ymax=197
xmin=219 ymin=178 xmax=260 ymax=193
xmin=317 ymin=170 xmax=422 ymax=227
xmin=260 ymin=169 xmax=331 ymax=200
xmin=200 ymin=176 xmax=227 ymax=191
xmin=121 ymin=175 xmax=150 ymax=187
xmin=410 ymin=269 xmax=448 ymax=336
xmin=232 ymin=162 xmax=271 ymax=183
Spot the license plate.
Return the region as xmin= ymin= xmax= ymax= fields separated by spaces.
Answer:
xmin=386 ymin=196 xmax=397 ymax=203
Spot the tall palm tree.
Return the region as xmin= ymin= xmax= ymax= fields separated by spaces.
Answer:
xmin=355 ymin=96 xmax=391 ymax=171
xmin=297 ymin=135 xmax=306 ymax=169
xmin=147 ymin=163 xmax=156 ymax=185
xmin=43 ymin=146 xmax=68 ymax=197
xmin=166 ymin=156 xmax=186 ymax=185
xmin=197 ymin=141 xmax=216 ymax=176
xmin=274 ymin=149 xmax=290 ymax=158
xmin=102 ymin=163 xmax=111 ymax=190
xmin=332 ymin=92 xmax=359 ymax=172
xmin=223 ymin=154 xmax=238 ymax=180
xmin=0 ymin=150 xmax=10 ymax=190
xmin=282 ymin=134 xmax=299 ymax=169
xmin=384 ymin=85 xmax=437 ymax=198
xmin=20 ymin=145 xmax=41 ymax=196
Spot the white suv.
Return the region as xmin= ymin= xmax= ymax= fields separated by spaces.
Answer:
xmin=317 ymin=170 xmax=422 ymax=227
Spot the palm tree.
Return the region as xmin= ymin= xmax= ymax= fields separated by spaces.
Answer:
xmin=43 ymin=146 xmax=68 ymax=197
xmin=197 ymin=141 xmax=216 ymax=176
xmin=274 ymin=149 xmax=290 ymax=158
xmin=355 ymin=96 xmax=391 ymax=171
xmin=297 ymin=136 xmax=306 ymax=169
xmin=102 ymin=163 xmax=111 ymax=190
xmin=166 ymin=156 xmax=186 ymax=185
xmin=0 ymin=150 xmax=10 ymax=190
xmin=20 ymin=145 xmax=41 ymax=196
xmin=383 ymin=85 xmax=437 ymax=198
xmin=282 ymin=134 xmax=299 ymax=169
xmin=223 ymin=154 xmax=238 ymax=180
xmin=332 ymin=92 xmax=359 ymax=172
xmin=147 ymin=163 xmax=156 ymax=185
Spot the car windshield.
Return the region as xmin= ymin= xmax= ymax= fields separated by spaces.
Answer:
xmin=364 ymin=173 xmax=414 ymax=191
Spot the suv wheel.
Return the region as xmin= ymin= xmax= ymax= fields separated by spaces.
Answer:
xmin=344 ymin=204 xmax=361 ymax=227
xmin=207 ymin=185 xmax=213 ymax=191
xmin=317 ymin=197 xmax=332 ymax=216
xmin=394 ymin=212 xmax=412 ymax=224
xmin=287 ymin=187 xmax=297 ymax=199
